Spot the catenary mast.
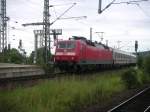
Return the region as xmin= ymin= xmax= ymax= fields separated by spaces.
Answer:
xmin=0 ymin=0 xmax=8 ymax=52
xmin=43 ymin=0 xmax=50 ymax=64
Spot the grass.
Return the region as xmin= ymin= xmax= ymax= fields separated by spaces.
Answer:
xmin=0 ymin=70 xmax=126 ymax=112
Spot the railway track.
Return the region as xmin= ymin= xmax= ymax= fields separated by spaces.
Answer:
xmin=108 ymin=86 xmax=150 ymax=112
xmin=0 ymin=72 xmax=65 ymax=82
xmin=0 ymin=71 xmax=66 ymax=89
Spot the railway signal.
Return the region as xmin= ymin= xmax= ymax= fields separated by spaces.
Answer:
xmin=135 ymin=40 xmax=138 ymax=53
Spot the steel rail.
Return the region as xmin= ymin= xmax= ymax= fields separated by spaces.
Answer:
xmin=0 ymin=72 xmax=66 ymax=82
xmin=107 ymin=86 xmax=150 ymax=112
xmin=144 ymin=106 xmax=150 ymax=112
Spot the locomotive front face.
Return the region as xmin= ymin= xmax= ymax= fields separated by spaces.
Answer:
xmin=54 ymin=41 xmax=77 ymax=62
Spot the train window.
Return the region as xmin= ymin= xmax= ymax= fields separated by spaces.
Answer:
xmin=58 ymin=42 xmax=66 ymax=48
xmin=67 ymin=42 xmax=75 ymax=49
xmin=58 ymin=42 xmax=75 ymax=49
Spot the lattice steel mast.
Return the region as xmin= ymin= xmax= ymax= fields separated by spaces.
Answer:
xmin=43 ymin=0 xmax=50 ymax=63
xmin=0 ymin=0 xmax=8 ymax=52
xmin=22 ymin=1 xmax=76 ymax=64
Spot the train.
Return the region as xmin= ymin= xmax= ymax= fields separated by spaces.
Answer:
xmin=53 ymin=36 xmax=136 ymax=72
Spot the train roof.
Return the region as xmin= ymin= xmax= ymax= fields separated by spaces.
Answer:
xmin=112 ymin=48 xmax=136 ymax=57
xmin=57 ymin=36 xmax=135 ymax=57
xmin=70 ymin=36 xmax=110 ymax=49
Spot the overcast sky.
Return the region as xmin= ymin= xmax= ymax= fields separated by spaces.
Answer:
xmin=6 ymin=0 xmax=150 ymax=55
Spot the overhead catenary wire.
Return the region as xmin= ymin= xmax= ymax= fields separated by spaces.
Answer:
xmin=49 ymin=2 xmax=78 ymax=7
xmin=99 ymin=0 xmax=149 ymax=14
xmin=136 ymin=4 xmax=150 ymax=17
xmin=99 ymin=0 xmax=116 ymax=14
xmin=112 ymin=0 xmax=150 ymax=17
xmin=25 ymin=0 xmax=42 ymax=6
xmin=52 ymin=6 xmax=58 ymax=19
xmin=50 ymin=3 xmax=77 ymax=25
xmin=112 ymin=0 xmax=149 ymax=4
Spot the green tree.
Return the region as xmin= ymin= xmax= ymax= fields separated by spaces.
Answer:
xmin=9 ymin=48 xmax=26 ymax=64
xmin=137 ymin=55 xmax=143 ymax=69
xmin=0 ymin=48 xmax=26 ymax=64
xmin=28 ymin=47 xmax=52 ymax=65
xmin=27 ymin=51 xmax=34 ymax=64
xmin=36 ymin=47 xmax=45 ymax=65
xmin=121 ymin=68 xmax=139 ymax=89
xmin=143 ymin=55 xmax=150 ymax=75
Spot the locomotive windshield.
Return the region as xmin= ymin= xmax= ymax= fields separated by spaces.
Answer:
xmin=58 ymin=42 xmax=75 ymax=49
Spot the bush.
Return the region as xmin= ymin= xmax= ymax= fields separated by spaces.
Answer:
xmin=137 ymin=55 xmax=143 ymax=69
xmin=0 ymin=48 xmax=26 ymax=64
xmin=143 ymin=55 xmax=150 ymax=75
xmin=121 ymin=68 xmax=139 ymax=89
xmin=42 ymin=64 xmax=54 ymax=75
xmin=136 ymin=69 xmax=150 ymax=84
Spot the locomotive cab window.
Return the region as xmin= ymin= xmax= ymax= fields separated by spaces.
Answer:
xmin=58 ymin=42 xmax=75 ymax=49
xmin=58 ymin=42 xmax=66 ymax=49
xmin=67 ymin=42 xmax=75 ymax=49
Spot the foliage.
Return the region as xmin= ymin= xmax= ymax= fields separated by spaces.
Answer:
xmin=27 ymin=47 xmax=54 ymax=74
xmin=36 ymin=47 xmax=45 ymax=65
xmin=0 ymin=70 xmax=125 ymax=112
xmin=121 ymin=68 xmax=139 ymax=89
xmin=143 ymin=55 xmax=150 ymax=75
xmin=137 ymin=55 xmax=143 ymax=69
xmin=28 ymin=47 xmax=52 ymax=65
xmin=42 ymin=63 xmax=54 ymax=75
xmin=26 ymin=51 xmax=34 ymax=64
xmin=121 ymin=67 xmax=150 ymax=89
xmin=136 ymin=69 xmax=150 ymax=84
xmin=0 ymin=48 xmax=26 ymax=64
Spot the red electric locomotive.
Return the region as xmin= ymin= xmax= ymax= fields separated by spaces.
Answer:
xmin=54 ymin=36 xmax=114 ymax=71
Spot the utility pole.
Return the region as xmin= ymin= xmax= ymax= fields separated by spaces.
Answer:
xmin=43 ymin=0 xmax=50 ymax=64
xmin=33 ymin=29 xmax=62 ymax=64
xmin=22 ymin=1 xmax=76 ymax=64
xmin=95 ymin=32 xmax=104 ymax=43
xmin=90 ymin=27 xmax=92 ymax=41
xmin=106 ymin=40 xmax=108 ymax=46
xmin=33 ymin=30 xmax=46 ymax=64
xmin=22 ymin=0 xmax=51 ymax=64
xmin=98 ymin=0 xmax=116 ymax=14
xmin=117 ymin=40 xmax=121 ymax=49
xmin=0 ymin=0 xmax=9 ymax=52
xmin=33 ymin=30 xmax=40 ymax=64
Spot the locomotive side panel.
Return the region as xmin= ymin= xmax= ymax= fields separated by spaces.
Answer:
xmin=78 ymin=42 xmax=113 ymax=65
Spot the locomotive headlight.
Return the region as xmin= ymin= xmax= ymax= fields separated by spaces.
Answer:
xmin=67 ymin=52 xmax=76 ymax=55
